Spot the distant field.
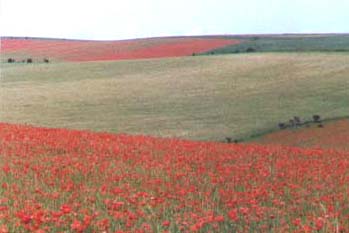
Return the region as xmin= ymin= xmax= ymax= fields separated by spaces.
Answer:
xmin=1 ymin=53 xmax=348 ymax=141
xmin=253 ymin=118 xmax=349 ymax=150
xmin=204 ymin=34 xmax=349 ymax=54
xmin=0 ymin=37 xmax=238 ymax=62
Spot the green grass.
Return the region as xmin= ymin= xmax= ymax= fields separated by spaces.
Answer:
xmin=204 ymin=35 xmax=349 ymax=54
xmin=1 ymin=53 xmax=349 ymax=141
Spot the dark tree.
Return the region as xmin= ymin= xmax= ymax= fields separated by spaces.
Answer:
xmin=7 ymin=58 xmax=15 ymax=63
xmin=26 ymin=58 xmax=33 ymax=63
xmin=225 ymin=137 xmax=232 ymax=143
xmin=278 ymin=123 xmax=287 ymax=129
xmin=44 ymin=58 xmax=50 ymax=63
xmin=246 ymin=47 xmax=256 ymax=53
xmin=313 ymin=115 xmax=321 ymax=123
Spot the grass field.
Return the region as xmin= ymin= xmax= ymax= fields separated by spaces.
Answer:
xmin=204 ymin=34 xmax=349 ymax=54
xmin=1 ymin=52 xmax=349 ymax=141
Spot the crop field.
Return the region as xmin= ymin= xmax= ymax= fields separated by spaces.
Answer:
xmin=1 ymin=53 xmax=349 ymax=141
xmin=1 ymin=35 xmax=349 ymax=232
xmin=0 ymin=37 xmax=238 ymax=62
xmin=254 ymin=118 xmax=349 ymax=150
xmin=204 ymin=34 xmax=349 ymax=54
xmin=1 ymin=123 xmax=349 ymax=232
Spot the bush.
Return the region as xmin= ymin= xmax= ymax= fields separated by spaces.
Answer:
xmin=26 ymin=58 xmax=33 ymax=63
xmin=44 ymin=58 xmax=50 ymax=63
xmin=278 ymin=123 xmax=287 ymax=129
xmin=246 ymin=47 xmax=256 ymax=53
xmin=313 ymin=115 xmax=321 ymax=123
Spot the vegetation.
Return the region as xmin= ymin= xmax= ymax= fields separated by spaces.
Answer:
xmin=1 ymin=53 xmax=348 ymax=141
xmin=255 ymin=118 xmax=349 ymax=150
xmin=204 ymin=34 xmax=349 ymax=55
xmin=1 ymin=123 xmax=349 ymax=232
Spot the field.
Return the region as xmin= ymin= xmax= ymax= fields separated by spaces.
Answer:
xmin=1 ymin=35 xmax=349 ymax=232
xmin=1 ymin=53 xmax=349 ymax=141
xmin=254 ymin=118 xmax=349 ymax=150
xmin=203 ymin=34 xmax=349 ymax=54
xmin=1 ymin=123 xmax=349 ymax=232
xmin=1 ymin=37 xmax=238 ymax=62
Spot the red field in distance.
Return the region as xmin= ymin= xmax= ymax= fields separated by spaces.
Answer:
xmin=1 ymin=123 xmax=349 ymax=232
xmin=1 ymin=37 xmax=239 ymax=62
xmin=256 ymin=119 xmax=349 ymax=151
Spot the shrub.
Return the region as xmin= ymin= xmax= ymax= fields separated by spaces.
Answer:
xmin=313 ymin=115 xmax=321 ymax=123
xmin=26 ymin=58 xmax=33 ymax=63
xmin=44 ymin=58 xmax=50 ymax=63
xmin=7 ymin=58 xmax=15 ymax=63
xmin=246 ymin=47 xmax=256 ymax=53
xmin=278 ymin=123 xmax=287 ymax=129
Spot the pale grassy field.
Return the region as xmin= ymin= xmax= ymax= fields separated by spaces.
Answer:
xmin=1 ymin=53 xmax=348 ymax=141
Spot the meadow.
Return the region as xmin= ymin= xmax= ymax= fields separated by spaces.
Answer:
xmin=1 ymin=36 xmax=349 ymax=232
xmin=1 ymin=53 xmax=349 ymax=141
xmin=1 ymin=123 xmax=349 ymax=232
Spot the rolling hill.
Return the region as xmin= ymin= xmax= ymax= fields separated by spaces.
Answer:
xmin=1 ymin=53 xmax=348 ymax=141
xmin=0 ymin=36 xmax=239 ymax=62
xmin=1 ymin=122 xmax=349 ymax=232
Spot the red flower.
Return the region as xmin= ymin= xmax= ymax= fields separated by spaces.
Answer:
xmin=60 ymin=204 xmax=72 ymax=214
xmin=228 ymin=209 xmax=238 ymax=222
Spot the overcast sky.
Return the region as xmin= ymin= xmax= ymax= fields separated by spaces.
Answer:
xmin=1 ymin=0 xmax=348 ymax=40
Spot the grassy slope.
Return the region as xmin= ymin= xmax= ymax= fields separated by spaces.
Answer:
xmin=1 ymin=53 xmax=349 ymax=141
xmin=204 ymin=34 xmax=349 ymax=54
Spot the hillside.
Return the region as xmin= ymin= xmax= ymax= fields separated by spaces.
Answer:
xmin=203 ymin=34 xmax=349 ymax=54
xmin=0 ymin=37 xmax=238 ymax=62
xmin=1 ymin=122 xmax=349 ymax=232
xmin=1 ymin=53 xmax=348 ymax=141
xmin=253 ymin=118 xmax=349 ymax=150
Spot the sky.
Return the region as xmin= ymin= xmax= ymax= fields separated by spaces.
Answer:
xmin=1 ymin=0 xmax=348 ymax=40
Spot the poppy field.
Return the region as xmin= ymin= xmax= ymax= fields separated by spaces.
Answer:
xmin=1 ymin=122 xmax=349 ymax=232
xmin=1 ymin=37 xmax=238 ymax=62
xmin=256 ymin=119 xmax=349 ymax=150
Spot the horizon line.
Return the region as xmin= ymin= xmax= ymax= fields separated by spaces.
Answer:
xmin=1 ymin=33 xmax=349 ymax=42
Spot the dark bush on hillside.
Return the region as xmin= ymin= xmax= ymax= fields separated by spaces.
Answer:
xmin=278 ymin=123 xmax=287 ymax=129
xmin=246 ymin=47 xmax=256 ymax=53
xmin=7 ymin=58 xmax=15 ymax=63
xmin=313 ymin=115 xmax=321 ymax=123
xmin=26 ymin=58 xmax=33 ymax=63
xmin=225 ymin=137 xmax=232 ymax=143
xmin=44 ymin=58 xmax=50 ymax=63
